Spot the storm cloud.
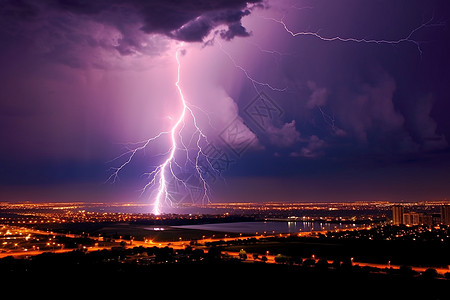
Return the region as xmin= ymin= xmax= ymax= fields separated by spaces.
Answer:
xmin=0 ymin=0 xmax=261 ymax=65
xmin=1 ymin=0 xmax=450 ymax=204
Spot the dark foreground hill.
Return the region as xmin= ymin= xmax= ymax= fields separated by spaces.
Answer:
xmin=1 ymin=249 xmax=448 ymax=299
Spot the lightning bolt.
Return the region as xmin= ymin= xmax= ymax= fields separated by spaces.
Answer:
xmin=218 ymin=10 xmax=441 ymax=101
xmin=252 ymin=10 xmax=444 ymax=133
xmin=217 ymin=40 xmax=287 ymax=94
xmin=107 ymin=5 xmax=444 ymax=215
xmin=151 ymin=49 xmax=188 ymax=215
xmin=108 ymin=44 xmax=214 ymax=215
xmin=264 ymin=14 xmax=443 ymax=57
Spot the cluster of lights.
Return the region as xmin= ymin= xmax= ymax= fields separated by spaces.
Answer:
xmin=324 ymin=224 xmax=450 ymax=243
xmin=0 ymin=225 xmax=64 ymax=253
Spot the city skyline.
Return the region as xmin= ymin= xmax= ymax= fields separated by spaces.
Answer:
xmin=1 ymin=1 xmax=450 ymax=210
xmin=1 ymin=198 xmax=450 ymax=288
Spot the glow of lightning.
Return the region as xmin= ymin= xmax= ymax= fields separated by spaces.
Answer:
xmin=108 ymin=7 xmax=444 ymax=215
xmin=150 ymin=50 xmax=189 ymax=215
xmin=108 ymin=44 xmax=214 ymax=215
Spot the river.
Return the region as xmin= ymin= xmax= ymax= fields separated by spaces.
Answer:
xmin=172 ymin=221 xmax=357 ymax=234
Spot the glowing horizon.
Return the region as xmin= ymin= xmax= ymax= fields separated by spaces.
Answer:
xmin=1 ymin=0 xmax=449 ymax=207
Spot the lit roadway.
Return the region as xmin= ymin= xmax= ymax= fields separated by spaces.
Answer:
xmin=0 ymin=226 xmax=105 ymax=259
xmin=2 ymin=226 xmax=449 ymax=275
xmin=122 ymin=233 xmax=450 ymax=275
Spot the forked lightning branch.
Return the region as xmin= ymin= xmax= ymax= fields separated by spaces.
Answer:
xmin=108 ymin=45 xmax=215 ymax=215
xmin=107 ymin=8 xmax=442 ymax=215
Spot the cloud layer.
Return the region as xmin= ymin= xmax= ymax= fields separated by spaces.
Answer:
xmin=0 ymin=0 xmax=261 ymax=67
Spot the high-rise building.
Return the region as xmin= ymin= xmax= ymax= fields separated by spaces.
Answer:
xmin=420 ymin=213 xmax=433 ymax=226
xmin=441 ymin=205 xmax=450 ymax=225
xmin=392 ymin=205 xmax=404 ymax=225
xmin=404 ymin=212 xmax=420 ymax=226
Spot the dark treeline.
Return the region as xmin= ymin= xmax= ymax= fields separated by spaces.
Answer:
xmin=1 ymin=247 xmax=449 ymax=299
xmin=218 ymin=225 xmax=450 ymax=267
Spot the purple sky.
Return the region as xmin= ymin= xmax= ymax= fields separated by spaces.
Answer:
xmin=1 ymin=0 xmax=450 ymax=207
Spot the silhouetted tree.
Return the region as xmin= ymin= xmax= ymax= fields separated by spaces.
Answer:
xmin=399 ymin=266 xmax=418 ymax=277
xmin=316 ymin=259 xmax=329 ymax=271
xmin=422 ymin=268 xmax=438 ymax=280
xmin=190 ymin=249 xmax=204 ymax=261
xmin=341 ymin=257 xmax=353 ymax=271
xmin=444 ymin=272 xmax=450 ymax=280
xmin=155 ymin=246 xmax=174 ymax=263
xmin=275 ymin=254 xmax=289 ymax=264
xmin=239 ymin=249 xmax=247 ymax=260
xmin=206 ymin=246 xmax=221 ymax=261
xmin=331 ymin=260 xmax=341 ymax=269
xmin=302 ymin=258 xmax=315 ymax=267
xmin=292 ymin=256 xmax=303 ymax=265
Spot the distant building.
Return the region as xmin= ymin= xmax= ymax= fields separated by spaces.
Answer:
xmin=403 ymin=212 xmax=420 ymax=226
xmin=432 ymin=214 xmax=441 ymax=225
xmin=419 ymin=213 xmax=433 ymax=226
xmin=441 ymin=205 xmax=450 ymax=225
xmin=392 ymin=205 xmax=404 ymax=225
xmin=392 ymin=204 xmax=448 ymax=226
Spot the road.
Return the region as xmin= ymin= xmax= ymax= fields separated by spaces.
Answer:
xmin=2 ymin=226 xmax=449 ymax=275
xmin=219 ymin=251 xmax=450 ymax=275
xmin=131 ymin=235 xmax=450 ymax=275
xmin=0 ymin=248 xmax=73 ymax=259
xmin=349 ymin=260 xmax=450 ymax=276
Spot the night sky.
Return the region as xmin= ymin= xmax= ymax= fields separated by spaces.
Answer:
xmin=1 ymin=0 xmax=450 ymax=208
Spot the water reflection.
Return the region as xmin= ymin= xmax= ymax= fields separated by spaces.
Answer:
xmin=172 ymin=221 xmax=357 ymax=234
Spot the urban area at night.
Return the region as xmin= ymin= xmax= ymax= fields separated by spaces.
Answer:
xmin=1 ymin=0 xmax=450 ymax=297
xmin=1 ymin=202 xmax=450 ymax=284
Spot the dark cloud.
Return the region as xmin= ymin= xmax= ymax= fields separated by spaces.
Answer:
xmin=1 ymin=0 xmax=449 ymax=203
xmin=139 ymin=1 xmax=256 ymax=41
xmin=0 ymin=0 xmax=261 ymax=68
xmin=1 ymin=0 xmax=260 ymax=41
xmin=219 ymin=21 xmax=251 ymax=41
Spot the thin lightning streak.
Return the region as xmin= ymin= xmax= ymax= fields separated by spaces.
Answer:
xmin=247 ymin=40 xmax=293 ymax=58
xmin=317 ymin=105 xmax=335 ymax=130
xmin=264 ymin=15 xmax=442 ymax=57
xmin=106 ymin=131 xmax=168 ymax=184
xmin=217 ymin=41 xmax=287 ymax=93
xmin=217 ymin=12 xmax=440 ymax=132
xmin=255 ymin=11 xmax=444 ymax=133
